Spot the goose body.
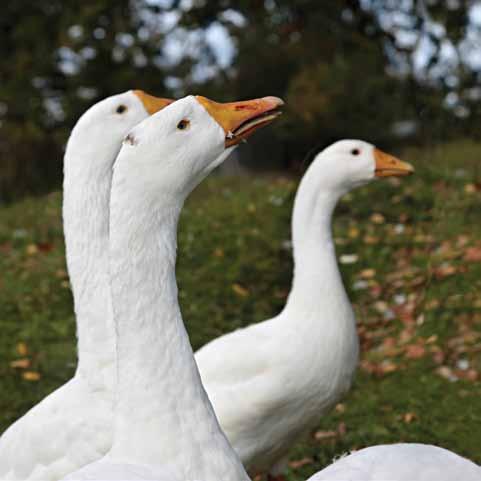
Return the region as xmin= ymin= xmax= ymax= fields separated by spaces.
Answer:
xmin=63 ymin=94 xmax=283 ymax=481
xmin=307 ymin=443 xmax=481 ymax=481
xmin=195 ymin=140 xmax=414 ymax=477
xmin=0 ymin=91 xmax=171 ymax=481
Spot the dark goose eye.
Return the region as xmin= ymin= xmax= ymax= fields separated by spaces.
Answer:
xmin=177 ymin=119 xmax=190 ymax=130
xmin=116 ymin=105 xmax=127 ymax=114
xmin=351 ymin=148 xmax=360 ymax=156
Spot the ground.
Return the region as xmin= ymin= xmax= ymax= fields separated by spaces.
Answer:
xmin=0 ymin=140 xmax=480 ymax=479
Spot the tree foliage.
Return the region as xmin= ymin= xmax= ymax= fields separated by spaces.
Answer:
xmin=1 ymin=0 xmax=479 ymax=200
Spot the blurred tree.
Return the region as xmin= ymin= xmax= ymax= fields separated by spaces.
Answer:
xmin=1 ymin=0 xmax=480 ymax=201
xmin=169 ymin=0 xmax=481 ymax=166
xmin=0 ymin=0 xmax=171 ymax=202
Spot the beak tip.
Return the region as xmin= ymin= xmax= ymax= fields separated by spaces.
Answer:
xmin=262 ymin=96 xmax=285 ymax=107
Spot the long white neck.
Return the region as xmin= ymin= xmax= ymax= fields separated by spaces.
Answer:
xmin=63 ymin=137 xmax=117 ymax=388
xmin=283 ymin=165 xmax=353 ymax=322
xmin=108 ymin=180 xmax=249 ymax=481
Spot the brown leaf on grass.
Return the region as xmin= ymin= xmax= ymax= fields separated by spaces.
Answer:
xmin=362 ymin=359 xmax=399 ymax=376
xmin=348 ymin=226 xmax=360 ymax=239
xmin=22 ymin=371 xmax=41 ymax=381
xmin=379 ymin=337 xmax=402 ymax=357
xmin=379 ymin=360 xmax=398 ymax=374
xmin=434 ymin=263 xmax=457 ymax=279
xmin=369 ymin=284 xmax=383 ymax=299
xmin=403 ymin=412 xmax=417 ymax=424
xmin=314 ymin=430 xmax=338 ymax=441
xmin=37 ymin=242 xmax=54 ymax=253
xmin=359 ymin=268 xmax=376 ymax=279
xmin=55 ymin=269 xmax=68 ymax=279
xmin=0 ymin=242 xmax=12 ymax=254
xmin=10 ymin=358 xmax=30 ymax=369
xmin=430 ymin=347 xmax=445 ymax=365
xmin=16 ymin=342 xmax=28 ymax=356
xmin=454 ymin=366 xmax=479 ymax=382
xmin=464 ymin=183 xmax=479 ymax=194
xmin=232 ymin=283 xmax=249 ymax=297
xmin=425 ymin=299 xmax=440 ymax=310
xmin=396 ymin=305 xmax=416 ymax=327
xmin=456 ymin=235 xmax=470 ymax=247
xmin=436 ymin=366 xmax=458 ymax=382
xmin=404 ymin=344 xmax=426 ymax=360
xmin=26 ymin=244 xmax=38 ymax=255
xmin=436 ymin=241 xmax=460 ymax=260
xmin=363 ymin=235 xmax=380 ymax=245
xmin=213 ymin=247 xmax=224 ymax=258
xmin=370 ymin=213 xmax=385 ymax=224
xmin=289 ymin=457 xmax=314 ymax=469
xmin=464 ymin=246 xmax=481 ymax=262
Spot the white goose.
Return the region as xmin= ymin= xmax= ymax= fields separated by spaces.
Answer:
xmin=307 ymin=443 xmax=481 ymax=481
xmin=0 ymin=91 xmax=171 ymax=481
xmin=195 ymin=140 xmax=414 ymax=480
xmin=62 ymin=94 xmax=284 ymax=480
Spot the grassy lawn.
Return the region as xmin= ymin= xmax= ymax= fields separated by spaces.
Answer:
xmin=0 ymin=140 xmax=480 ymax=478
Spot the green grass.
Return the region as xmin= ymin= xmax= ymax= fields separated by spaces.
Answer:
xmin=0 ymin=140 xmax=480 ymax=478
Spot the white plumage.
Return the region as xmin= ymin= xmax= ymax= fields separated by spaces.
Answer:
xmin=195 ymin=140 xmax=414 ymax=477
xmin=0 ymin=91 xmax=171 ymax=481
xmin=307 ymin=443 xmax=481 ymax=481
xmin=63 ymin=94 xmax=283 ymax=481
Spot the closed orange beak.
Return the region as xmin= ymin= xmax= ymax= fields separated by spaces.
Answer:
xmin=374 ymin=148 xmax=414 ymax=177
xmin=196 ymin=96 xmax=284 ymax=147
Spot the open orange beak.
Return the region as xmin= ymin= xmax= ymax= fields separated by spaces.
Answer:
xmin=133 ymin=90 xmax=174 ymax=114
xmin=374 ymin=148 xmax=414 ymax=177
xmin=196 ymin=96 xmax=284 ymax=147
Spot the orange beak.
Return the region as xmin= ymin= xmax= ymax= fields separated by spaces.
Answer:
xmin=196 ymin=96 xmax=284 ymax=147
xmin=133 ymin=90 xmax=174 ymax=115
xmin=374 ymin=148 xmax=414 ymax=177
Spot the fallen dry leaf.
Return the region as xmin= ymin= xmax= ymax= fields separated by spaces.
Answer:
xmin=37 ymin=242 xmax=54 ymax=253
xmin=289 ymin=457 xmax=314 ymax=469
xmin=359 ymin=268 xmax=376 ymax=279
xmin=314 ymin=430 xmax=337 ymax=441
xmin=348 ymin=226 xmax=360 ymax=239
xmin=16 ymin=342 xmax=28 ymax=356
xmin=464 ymin=246 xmax=481 ymax=262
xmin=370 ymin=213 xmax=385 ymax=224
xmin=26 ymin=244 xmax=39 ymax=255
xmin=10 ymin=358 xmax=30 ymax=369
xmin=404 ymin=344 xmax=426 ymax=360
xmin=363 ymin=235 xmax=380 ymax=245
xmin=403 ymin=412 xmax=417 ymax=423
xmin=436 ymin=366 xmax=458 ymax=382
xmin=232 ymin=283 xmax=249 ymax=297
xmin=435 ymin=263 xmax=457 ymax=279
xmin=22 ymin=371 xmax=41 ymax=381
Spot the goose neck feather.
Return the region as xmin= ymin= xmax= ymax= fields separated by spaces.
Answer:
xmin=63 ymin=128 xmax=120 ymax=389
xmin=107 ymin=175 xmax=249 ymax=481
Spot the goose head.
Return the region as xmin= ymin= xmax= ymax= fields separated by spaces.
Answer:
xmin=65 ymin=90 xmax=173 ymax=174
xmin=114 ymin=94 xmax=283 ymax=201
xmin=308 ymin=139 xmax=414 ymax=196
